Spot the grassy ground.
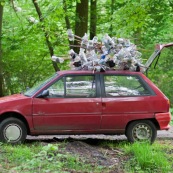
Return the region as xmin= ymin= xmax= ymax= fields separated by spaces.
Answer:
xmin=0 ymin=138 xmax=172 ymax=173
xmin=170 ymin=108 xmax=173 ymax=126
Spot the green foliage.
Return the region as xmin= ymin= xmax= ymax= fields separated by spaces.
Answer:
xmin=0 ymin=142 xmax=103 ymax=173
xmin=147 ymin=47 xmax=173 ymax=106
xmin=0 ymin=140 xmax=173 ymax=173
xmin=124 ymin=142 xmax=171 ymax=173
xmin=2 ymin=0 xmax=69 ymax=95
xmin=2 ymin=144 xmax=36 ymax=163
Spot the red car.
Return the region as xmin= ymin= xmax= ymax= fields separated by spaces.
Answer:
xmin=0 ymin=70 xmax=171 ymax=144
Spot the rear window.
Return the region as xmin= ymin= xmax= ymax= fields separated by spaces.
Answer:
xmin=103 ymin=75 xmax=154 ymax=97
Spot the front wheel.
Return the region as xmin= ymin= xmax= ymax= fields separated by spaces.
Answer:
xmin=126 ymin=120 xmax=157 ymax=143
xmin=0 ymin=118 xmax=27 ymax=144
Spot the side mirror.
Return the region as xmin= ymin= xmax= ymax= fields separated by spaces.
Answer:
xmin=37 ymin=90 xmax=49 ymax=98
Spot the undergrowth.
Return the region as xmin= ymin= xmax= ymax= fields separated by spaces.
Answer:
xmin=0 ymin=142 xmax=103 ymax=173
xmin=100 ymin=140 xmax=173 ymax=173
xmin=0 ymin=140 xmax=172 ymax=173
xmin=123 ymin=142 xmax=171 ymax=173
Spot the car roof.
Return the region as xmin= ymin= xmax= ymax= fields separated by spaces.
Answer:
xmin=56 ymin=70 xmax=143 ymax=76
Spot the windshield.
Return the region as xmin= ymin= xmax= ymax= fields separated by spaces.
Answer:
xmin=24 ymin=73 xmax=58 ymax=97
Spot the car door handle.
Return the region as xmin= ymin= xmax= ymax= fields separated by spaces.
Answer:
xmin=102 ymin=102 xmax=106 ymax=109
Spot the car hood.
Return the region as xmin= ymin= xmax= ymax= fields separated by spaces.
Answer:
xmin=0 ymin=94 xmax=29 ymax=103
xmin=0 ymin=94 xmax=32 ymax=116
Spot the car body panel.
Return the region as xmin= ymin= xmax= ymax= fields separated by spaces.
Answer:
xmin=155 ymin=112 xmax=171 ymax=130
xmin=0 ymin=94 xmax=34 ymax=129
xmin=32 ymin=97 xmax=102 ymax=130
xmin=101 ymin=96 xmax=155 ymax=130
xmin=0 ymin=94 xmax=32 ymax=116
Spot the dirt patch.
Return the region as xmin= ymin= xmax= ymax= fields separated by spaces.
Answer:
xmin=27 ymin=138 xmax=127 ymax=172
xmin=65 ymin=140 xmax=121 ymax=167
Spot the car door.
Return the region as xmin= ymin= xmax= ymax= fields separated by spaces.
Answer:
xmin=100 ymin=74 xmax=155 ymax=130
xmin=32 ymin=74 xmax=102 ymax=131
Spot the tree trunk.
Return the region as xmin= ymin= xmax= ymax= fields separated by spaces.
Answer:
xmin=0 ymin=5 xmax=3 ymax=96
xmin=63 ymin=0 xmax=71 ymax=30
xmin=63 ymin=0 xmax=72 ymax=49
xmin=74 ymin=0 xmax=88 ymax=52
xmin=32 ymin=0 xmax=60 ymax=71
xmin=90 ymin=0 xmax=97 ymax=39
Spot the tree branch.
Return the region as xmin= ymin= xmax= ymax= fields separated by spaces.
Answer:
xmin=32 ymin=0 xmax=60 ymax=71
xmin=0 ymin=4 xmax=3 ymax=96
xmin=63 ymin=0 xmax=72 ymax=49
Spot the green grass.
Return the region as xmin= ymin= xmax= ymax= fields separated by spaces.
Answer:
xmin=123 ymin=142 xmax=171 ymax=173
xmin=0 ymin=140 xmax=172 ymax=173
xmin=94 ymin=140 xmax=173 ymax=173
xmin=0 ymin=142 xmax=103 ymax=173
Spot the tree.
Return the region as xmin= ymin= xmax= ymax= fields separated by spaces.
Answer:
xmin=63 ymin=0 xmax=72 ymax=50
xmin=32 ymin=0 xmax=60 ymax=72
xmin=75 ymin=0 xmax=88 ymax=37
xmin=90 ymin=0 xmax=97 ymax=39
xmin=2 ymin=0 xmax=69 ymax=94
xmin=63 ymin=0 xmax=71 ymax=30
xmin=0 ymin=3 xmax=3 ymax=96
xmin=74 ymin=0 xmax=88 ymax=52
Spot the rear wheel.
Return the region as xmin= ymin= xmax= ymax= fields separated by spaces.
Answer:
xmin=0 ymin=118 xmax=27 ymax=144
xmin=126 ymin=120 xmax=157 ymax=143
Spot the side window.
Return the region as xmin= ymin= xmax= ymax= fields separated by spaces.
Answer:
xmin=46 ymin=75 xmax=96 ymax=98
xmin=104 ymin=75 xmax=151 ymax=97
xmin=65 ymin=75 xmax=96 ymax=98
xmin=47 ymin=78 xmax=64 ymax=98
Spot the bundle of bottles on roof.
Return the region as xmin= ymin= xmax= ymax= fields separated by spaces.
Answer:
xmin=56 ymin=29 xmax=144 ymax=72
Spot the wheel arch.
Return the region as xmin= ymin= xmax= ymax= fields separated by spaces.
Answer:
xmin=125 ymin=118 xmax=160 ymax=135
xmin=0 ymin=112 xmax=30 ymax=135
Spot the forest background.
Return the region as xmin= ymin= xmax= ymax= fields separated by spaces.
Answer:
xmin=0 ymin=0 xmax=173 ymax=105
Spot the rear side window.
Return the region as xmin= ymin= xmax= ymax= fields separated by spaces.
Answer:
xmin=103 ymin=75 xmax=153 ymax=97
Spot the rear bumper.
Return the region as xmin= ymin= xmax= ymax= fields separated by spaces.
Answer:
xmin=155 ymin=112 xmax=172 ymax=130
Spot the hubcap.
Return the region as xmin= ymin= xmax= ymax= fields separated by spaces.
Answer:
xmin=4 ymin=124 xmax=22 ymax=142
xmin=132 ymin=124 xmax=152 ymax=140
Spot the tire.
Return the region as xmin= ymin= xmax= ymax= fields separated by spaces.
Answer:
xmin=0 ymin=117 xmax=27 ymax=144
xmin=126 ymin=120 xmax=157 ymax=143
